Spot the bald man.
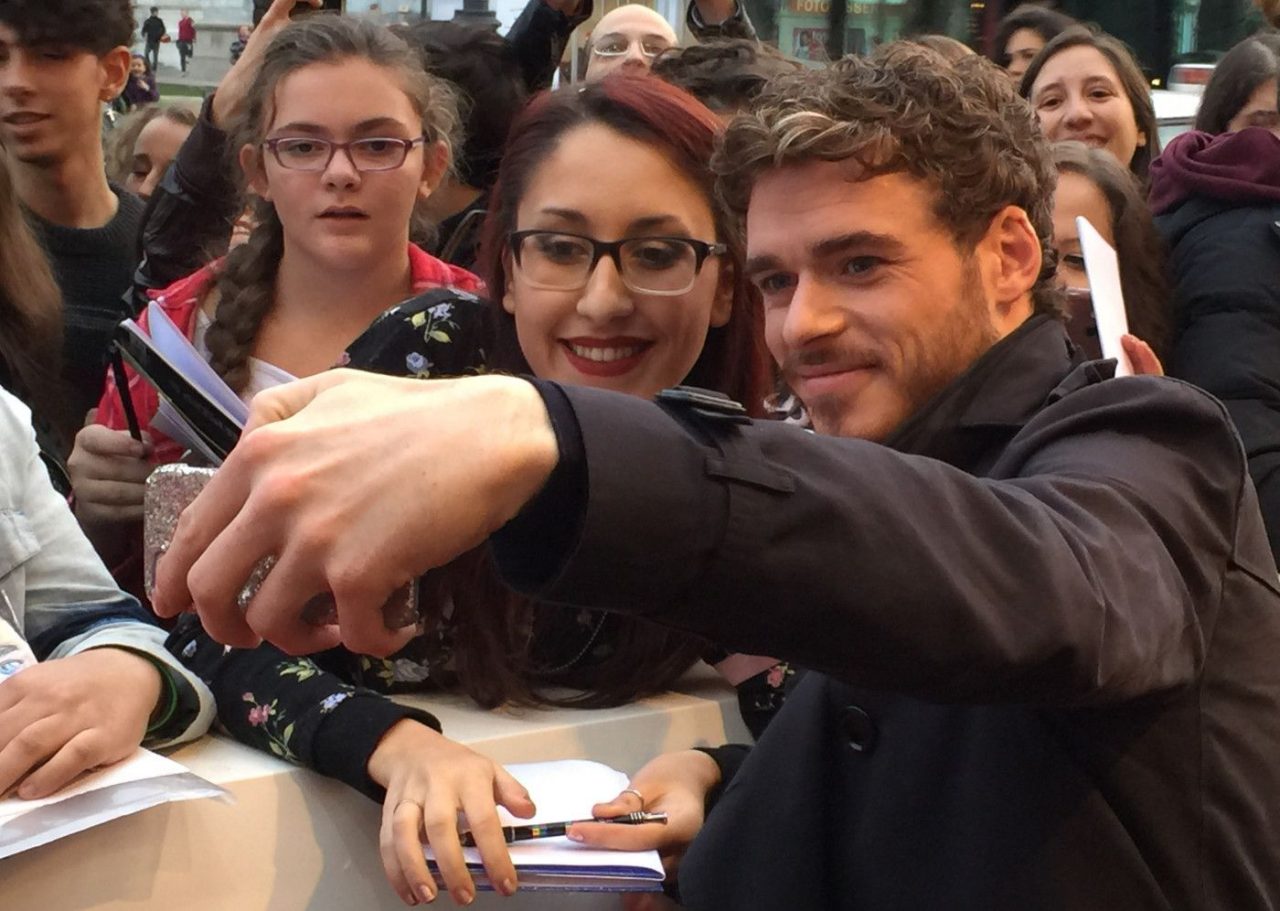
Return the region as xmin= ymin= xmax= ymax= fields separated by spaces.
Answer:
xmin=584 ymin=3 xmax=678 ymax=80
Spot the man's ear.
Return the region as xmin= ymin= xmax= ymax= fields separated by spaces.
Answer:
xmin=417 ymin=140 xmax=450 ymax=203
xmin=976 ymin=204 xmax=1041 ymax=334
xmin=709 ymin=261 xmax=734 ymax=329
xmin=239 ymin=143 xmax=271 ymax=200
xmin=99 ymin=47 xmax=131 ymax=102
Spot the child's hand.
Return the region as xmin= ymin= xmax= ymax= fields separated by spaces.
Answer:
xmin=0 ymin=647 xmax=163 ymax=799
xmin=368 ymin=720 xmax=536 ymax=906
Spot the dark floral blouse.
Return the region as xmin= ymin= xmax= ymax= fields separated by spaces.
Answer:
xmin=166 ymin=288 xmax=803 ymax=800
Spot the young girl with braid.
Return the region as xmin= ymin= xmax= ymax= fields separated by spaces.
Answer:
xmin=68 ymin=15 xmax=482 ymax=579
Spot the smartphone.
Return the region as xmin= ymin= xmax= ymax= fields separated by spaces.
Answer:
xmin=253 ymin=0 xmax=344 ymax=25
xmin=144 ymin=464 xmax=422 ymax=630
xmin=1061 ymin=286 xmax=1102 ymax=361
xmin=293 ymin=0 xmax=344 ymax=18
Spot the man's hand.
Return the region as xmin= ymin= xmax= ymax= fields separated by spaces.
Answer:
xmin=567 ymin=750 xmax=721 ymax=880
xmin=212 ymin=0 xmax=321 ymax=127
xmin=0 ymin=648 xmax=163 ymax=799
xmin=369 ymin=720 xmax=535 ymax=906
xmin=153 ymin=371 xmax=559 ymax=657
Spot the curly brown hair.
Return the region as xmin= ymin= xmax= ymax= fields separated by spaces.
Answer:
xmin=715 ymin=43 xmax=1061 ymax=314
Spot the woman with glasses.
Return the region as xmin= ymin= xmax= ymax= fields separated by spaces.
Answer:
xmin=166 ymin=73 xmax=773 ymax=905
xmin=70 ymin=16 xmax=481 ymax=578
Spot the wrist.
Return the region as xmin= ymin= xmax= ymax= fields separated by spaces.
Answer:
xmin=682 ymin=749 xmax=722 ymax=792
xmin=472 ymin=376 xmax=560 ymax=530
xmin=367 ymin=718 xmax=443 ymax=788
xmin=84 ymin=646 xmax=166 ymax=714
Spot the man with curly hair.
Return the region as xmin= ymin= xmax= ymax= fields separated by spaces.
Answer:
xmin=155 ymin=46 xmax=1280 ymax=909
xmin=0 ymin=0 xmax=145 ymax=425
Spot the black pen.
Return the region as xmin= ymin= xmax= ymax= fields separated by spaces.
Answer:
xmin=460 ymin=811 xmax=668 ymax=847
xmin=109 ymin=347 xmax=143 ymax=442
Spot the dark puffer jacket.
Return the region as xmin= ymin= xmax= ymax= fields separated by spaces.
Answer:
xmin=1151 ymin=127 xmax=1280 ymax=562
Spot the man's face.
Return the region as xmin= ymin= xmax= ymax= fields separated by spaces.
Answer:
xmin=585 ymin=6 xmax=676 ymax=82
xmin=0 ymin=25 xmax=125 ymax=167
xmin=746 ymin=164 xmax=1026 ymax=442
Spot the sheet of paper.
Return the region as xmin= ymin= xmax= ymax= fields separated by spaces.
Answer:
xmin=1076 ymin=216 xmax=1133 ymax=377
xmin=147 ymin=303 xmax=250 ymax=424
xmin=0 ymin=748 xmax=227 ymax=859
xmin=151 ymin=401 xmax=225 ymax=464
xmin=425 ymin=759 xmax=663 ymax=883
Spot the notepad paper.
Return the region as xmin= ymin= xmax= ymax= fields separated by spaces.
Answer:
xmin=138 ymin=302 xmax=250 ymax=463
xmin=1076 ymin=216 xmax=1134 ymax=377
xmin=0 ymin=748 xmax=226 ymax=859
xmin=424 ymin=759 xmax=665 ymax=893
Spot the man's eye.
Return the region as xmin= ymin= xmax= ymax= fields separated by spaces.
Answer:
xmin=842 ymin=256 xmax=881 ymax=277
xmin=754 ymin=273 xmax=794 ymax=294
xmin=596 ymin=38 xmax=627 ymax=54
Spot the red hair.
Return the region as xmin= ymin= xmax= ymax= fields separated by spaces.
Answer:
xmin=477 ymin=73 xmax=770 ymax=413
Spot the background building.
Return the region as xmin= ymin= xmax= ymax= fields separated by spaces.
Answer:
xmin=137 ymin=0 xmax=1267 ymax=86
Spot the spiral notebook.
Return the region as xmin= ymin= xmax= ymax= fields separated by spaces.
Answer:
xmin=425 ymin=760 xmax=665 ymax=893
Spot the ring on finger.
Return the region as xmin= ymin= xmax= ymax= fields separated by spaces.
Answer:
xmin=621 ymin=787 xmax=644 ymax=805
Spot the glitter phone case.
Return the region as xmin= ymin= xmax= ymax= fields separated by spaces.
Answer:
xmin=144 ymin=464 xmax=420 ymax=629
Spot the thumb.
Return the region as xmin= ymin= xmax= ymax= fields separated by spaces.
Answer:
xmin=241 ymin=373 xmax=337 ymax=434
xmin=589 ymin=793 xmax=638 ymax=820
xmin=494 ymin=767 xmax=536 ymax=819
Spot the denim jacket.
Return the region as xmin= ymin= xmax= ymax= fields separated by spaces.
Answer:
xmin=0 ymin=389 xmax=213 ymax=746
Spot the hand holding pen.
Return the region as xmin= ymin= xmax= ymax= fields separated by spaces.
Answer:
xmin=460 ymin=811 xmax=668 ymax=847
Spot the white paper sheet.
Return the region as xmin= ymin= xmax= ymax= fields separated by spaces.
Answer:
xmin=1076 ymin=216 xmax=1133 ymax=377
xmin=425 ymin=759 xmax=664 ymax=891
xmin=0 ymin=748 xmax=227 ymax=858
xmin=147 ymin=303 xmax=250 ymax=424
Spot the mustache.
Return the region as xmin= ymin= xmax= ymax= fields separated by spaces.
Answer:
xmin=779 ymin=344 xmax=880 ymax=376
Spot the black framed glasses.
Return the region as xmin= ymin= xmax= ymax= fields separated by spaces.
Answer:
xmin=262 ymin=136 xmax=427 ymax=172
xmin=509 ymin=230 xmax=728 ymax=296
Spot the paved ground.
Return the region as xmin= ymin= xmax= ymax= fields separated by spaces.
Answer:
xmin=154 ymin=57 xmax=226 ymax=93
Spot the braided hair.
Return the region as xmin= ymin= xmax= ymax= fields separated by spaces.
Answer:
xmin=206 ymin=15 xmax=459 ymax=393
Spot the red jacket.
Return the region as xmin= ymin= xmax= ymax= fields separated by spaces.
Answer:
xmin=95 ymin=244 xmax=480 ymax=597
xmin=177 ymin=16 xmax=196 ymax=42
xmin=97 ymin=244 xmax=482 ymax=464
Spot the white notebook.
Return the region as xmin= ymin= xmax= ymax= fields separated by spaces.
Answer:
xmin=425 ymin=759 xmax=665 ymax=893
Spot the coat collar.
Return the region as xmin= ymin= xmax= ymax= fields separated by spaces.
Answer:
xmin=885 ymin=315 xmax=1112 ymax=467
